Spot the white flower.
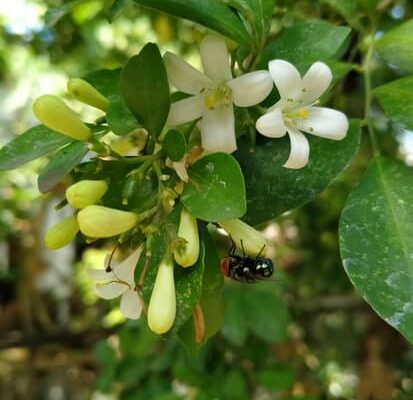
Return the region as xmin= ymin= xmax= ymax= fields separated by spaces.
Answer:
xmin=87 ymin=247 xmax=143 ymax=319
xmin=256 ymin=60 xmax=349 ymax=169
xmin=164 ymin=35 xmax=273 ymax=154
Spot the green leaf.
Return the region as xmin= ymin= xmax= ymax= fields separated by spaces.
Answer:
xmin=181 ymin=153 xmax=246 ymax=222
xmin=133 ymin=0 xmax=250 ymax=45
xmin=237 ymin=120 xmax=360 ymax=225
xmin=84 ymin=69 xmax=139 ymax=136
xmin=0 ymin=125 xmax=71 ymax=170
xmin=163 ymin=129 xmax=187 ymax=161
xmin=94 ymin=341 xmax=117 ymax=392
xmin=222 ymin=286 xmax=249 ymax=346
xmin=107 ymin=96 xmax=140 ymax=136
xmin=245 ymin=286 xmax=290 ymax=343
xmin=199 ymin=227 xmax=224 ymax=341
xmin=106 ymin=0 xmax=130 ymax=22
xmin=177 ymin=227 xmax=224 ymax=353
xmin=120 ymin=43 xmax=170 ymax=138
xmin=321 ymin=0 xmax=360 ymax=28
xmin=374 ymin=75 xmax=413 ymax=130
xmin=260 ymin=20 xmax=351 ymax=67
xmin=256 ymin=365 xmax=295 ymax=391
xmin=339 ymin=157 xmax=413 ymax=344
xmin=38 ymin=141 xmax=89 ymax=193
xmin=376 ymin=19 xmax=413 ymax=74
xmin=173 ymin=239 xmax=205 ymax=332
xmin=229 ymin=0 xmax=275 ymax=45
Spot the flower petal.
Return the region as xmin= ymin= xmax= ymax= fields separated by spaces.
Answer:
xmin=229 ymin=70 xmax=273 ymax=107
xmin=284 ymin=128 xmax=310 ymax=169
xmin=120 ymin=290 xmax=142 ymax=319
xmin=164 ymin=52 xmax=212 ymax=94
xmin=295 ymin=107 xmax=349 ymax=140
xmin=256 ymin=108 xmax=287 ymax=138
xmin=201 ymin=104 xmax=236 ymax=153
xmin=87 ymin=268 xmax=114 ymax=281
xmin=200 ymin=35 xmax=232 ymax=82
xmin=94 ymin=282 xmax=128 ymax=299
xmin=268 ymin=60 xmax=301 ymax=101
xmin=299 ymin=62 xmax=332 ymax=105
xmin=114 ymin=247 xmax=142 ymax=284
xmin=166 ymin=94 xmax=204 ymax=127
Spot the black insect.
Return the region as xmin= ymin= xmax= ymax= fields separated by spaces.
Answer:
xmin=220 ymin=241 xmax=274 ymax=283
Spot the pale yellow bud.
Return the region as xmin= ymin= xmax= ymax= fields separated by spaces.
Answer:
xmin=219 ymin=219 xmax=267 ymax=256
xmin=33 ymin=95 xmax=91 ymax=141
xmin=173 ymin=208 xmax=199 ymax=267
xmin=67 ymin=78 xmax=109 ymax=111
xmin=148 ymin=258 xmax=176 ymax=334
xmin=77 ymin=205 xmax=137 ymax=238
xmin=45 ymin=215 xmax=79 ymax=249
xmin=66 ymin=180 xmax=108 ymax=209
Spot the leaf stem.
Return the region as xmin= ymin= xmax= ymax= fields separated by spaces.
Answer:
xmin=363 ymin=23 xmax=380 ymax=157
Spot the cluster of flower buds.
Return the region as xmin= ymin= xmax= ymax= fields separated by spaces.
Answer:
xmin=33 ymin=78 xmax=109 ymax=142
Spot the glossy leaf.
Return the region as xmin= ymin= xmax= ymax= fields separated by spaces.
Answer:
xmin=173 ymin=239 xmax=205 ymax=332
xmin=178 ymin=227 xmax=224 ymax=354
xmin=84 ymin=69 xmax=139 ymax=136
xmin=260 ymin=20 xmax=351 ymax=67
xmin=229 ymin=0 xmax=275 ymax=45
xmin=0 ymin=125 xmax=71 ymax=170
xmin=38 ymin=141 xmax=89 ymax=193
xmin=339 ymin=157 xmax=413 ymax=344
xmin=181 ymin=153 xmax=246 ymax=222
xmin=120 ymin=43 xmax=170 ymax=138
xmin=133 ymin=0 xmax=250 ymax=45
xmin=376 ymin=19 xmax=413 ymax=74
xmin=374 ymin=75 xmax=413 ymax=130
xmin=237 ymin=120 xmax=360 ymax=225
xmin=163 ymin=129 xmax=187 ymax=162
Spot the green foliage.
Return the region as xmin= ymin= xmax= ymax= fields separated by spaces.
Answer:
xmin=260 ymin=20 xmax=351 ymax=67
xmin=340 ymin=157 xmax=413 ymax=343
xmin=38 ymin=141 xmax=89 ymax=193
xmin=163 ymin=129 xmax=187 ymax=161
xmin=238 ymin=120 xmax=360 ymax=225
xmin=120 ymin=43 xmax=170 ymax=138
xmin=376 ymin=19 xmax=413 ymax=74
xmin=181 ymin=153 xmax=246 ymax=222
xmin=133 ymin=0 xmax=251 ymax=44
xmin=375 ymin=76 xmax=413 ymax=131
xmin=0 ymin=125 xmax=71 ymax=170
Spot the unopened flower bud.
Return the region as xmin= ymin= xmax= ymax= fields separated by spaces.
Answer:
xmin=66 ymin=180 xmax=108 ymax=209
xmin=219 ymin=219 xmax=267 ymax=256
xmin=148 ymin=257 xmax=176 ymax=334
xmin=173 ymin=208 xmax=199 ymax=267
xmin=33 ymin=95 xmax=91 ymax=141
xmin=45 ymin=215 xmax=79 ymax=249
xmin=77 ymin=205 xmax=137 ymax=238
xmin=67 ymin=78 xmax=109 ymax=111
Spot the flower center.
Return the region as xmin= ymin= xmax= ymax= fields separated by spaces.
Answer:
xmin=203 ymin=84 xmax=232 ymax=110
xmin=283 ymin=107 xmax=310 ymax=123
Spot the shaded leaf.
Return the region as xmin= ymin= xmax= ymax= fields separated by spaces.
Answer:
xmin=121 ymin=43 xmax=170 ymax=138
xmin=260 ymin=20 xmax=351 ymax=67
xmin=0 ymin=125 xmax=71 ymax=170
xmin=38 ymin=141 xmax=89 ymax=193
xmin=237 ymin=120 xmax=360 ymax=225
xmin=376 ymin=19 xmax=413 ymax=74
xmin=374 ymin=75 xmax=413 ymax=130
xmin=133 ymin=0 xmax=250 ymax=45
xmin=339 ymin=156 xmax=413 ymax=344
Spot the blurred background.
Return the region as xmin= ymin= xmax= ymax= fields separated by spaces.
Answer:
xmin=0 ymin=1 xmax=412 ymax=399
